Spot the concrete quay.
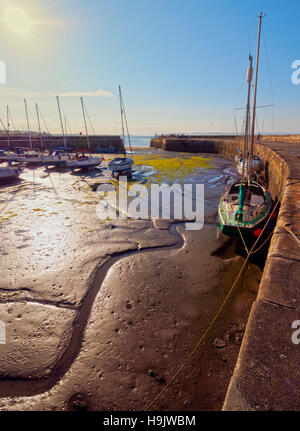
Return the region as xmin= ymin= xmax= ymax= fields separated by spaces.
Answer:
xmin=151 ymin=135 xmax=300 ymax=410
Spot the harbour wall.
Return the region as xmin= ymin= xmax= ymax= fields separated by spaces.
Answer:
xmin=0 ymin=134 xmax=125 ymax=153
xmin=151 ymin=136 xmax=300 ymax=410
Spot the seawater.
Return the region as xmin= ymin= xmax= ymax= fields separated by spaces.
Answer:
xmin=124 ymin=136 xmax=152 ymax=148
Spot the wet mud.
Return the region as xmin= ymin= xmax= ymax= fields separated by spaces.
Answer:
xmin=0 ymin=150 xmax=264 ymax=410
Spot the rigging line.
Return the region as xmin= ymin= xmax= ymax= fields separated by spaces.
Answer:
xmin=28 ymin=104 xmax=37 ymax=133
xmin=120 ymin=89 xmax=132 ymax=153
xmin=8 ymin=107 xmax=16 ymax=131
xmin=0 ymin=117 xmax=9 ymax=136
xmin=235 ymin=104 xmax=274 ymax=111
xmin=38 ymin=106 xmax=50 ymax=134
xmin=66 ymin=116 xmax=73 ymax=135
xmin=262 ymin=29 xmax=275 ymax=105
xmin=262 ymin=29 xmax=275 ymax=133
xmin=83 ymin=100 xmax=96 ymax=135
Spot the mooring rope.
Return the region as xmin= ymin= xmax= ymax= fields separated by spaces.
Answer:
xmin=144 ymin=195 xmax=281 ymax=411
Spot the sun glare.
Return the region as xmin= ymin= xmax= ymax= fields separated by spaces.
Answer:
xmin=3 ymin=6 xmax=31 ymax=35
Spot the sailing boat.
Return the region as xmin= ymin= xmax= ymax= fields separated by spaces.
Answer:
xmin=67 ymin=97 xmax=102 ymax=170
xmin=0 ymin=164 xmax=20 ymax=183
xmin=108 ymin=85 xmax=133 ymax=176
xmin=218 ymin=12 xmax=272 ymax=242
xmin=42 ymin=98 xmax=70 ymax=167
xmin=18 ymin=99 xmax=42 ymax=165
xmin=0 ymin=116 xmax=20 ymax=181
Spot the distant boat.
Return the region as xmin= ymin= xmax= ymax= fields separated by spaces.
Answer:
xmin=42 ymin=99 xmax=70 ymax=167
xmin=66 ymin=97 xmax=102 ymax=170
xmin=0 ymin=165 xmax=20 ymax=182
xmin=218 ymin=13 xmax=272 ymax=243
xmin=108 ymin=85 xmax=134 ymax=177
xmin=19 ymin=99 xmax=42 ymax=166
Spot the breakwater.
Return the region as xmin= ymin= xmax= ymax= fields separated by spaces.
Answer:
xmin=0 ymin=134 xmax=124 ymax=153
xmin=151 ymin=135 xmax=300 ymax=410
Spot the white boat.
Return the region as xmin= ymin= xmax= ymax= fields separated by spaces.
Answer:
xmin=67 ymin=154 xmax=103 ymax=169
xmin=42 ymin=151 xmax=70 ymax=167
xmin=19 ymin=151 xmax=42 ymax=165
xmin=0 ymin=165 xmax=20 ymax=182
xmin=235 ymin=154 xmax=264 ymax=176
xmin=60 ymin=96 xmax=103 ymax=170
xmin=108 ymin=157 xmax=133 ymax=173
xmin=108 ymin=86 xmax=134 ymax=177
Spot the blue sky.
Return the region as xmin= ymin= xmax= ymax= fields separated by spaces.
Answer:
xmin=0 ymin=0 xmax=299 ymax=135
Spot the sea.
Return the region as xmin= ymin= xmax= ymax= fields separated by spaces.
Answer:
xmin=124 ymin=136 xmax=152 ymax=148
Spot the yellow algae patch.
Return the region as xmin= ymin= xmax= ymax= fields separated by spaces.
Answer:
xmin=32 ymin=208 xmax=45 ymax=212
xmin=133 ymin=154 xmax=212 ymax=183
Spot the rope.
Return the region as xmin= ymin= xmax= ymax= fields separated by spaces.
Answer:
xmin=283 ymin=225 xmax=300 ymax=246
xmin=237 ymin=224 xmax=249 ymax=254
xmin=145 ymin=194 xmax=281 ymax=411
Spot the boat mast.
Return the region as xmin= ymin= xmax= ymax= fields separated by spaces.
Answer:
xmin=35 ymin=103 xmax=43 ymax=150
xmin=80 ymin=97 xmax=90 ymax=150
xmin=119 ymin=85 xmax=133 ymax=156
xmin=24 ymin=99 xmax=32 ymax=149
xmin=6 ymin=105 xmax=10 ymax=148
xmin=242 ymin=55 xmax=253 ymax=184
xmin=248 ymin=11 xmax=263 ymax=183
xmin=118 ymin=85 xmax=126 ymax=156
xmin=56 ymin=96 xmax=67 ymax=150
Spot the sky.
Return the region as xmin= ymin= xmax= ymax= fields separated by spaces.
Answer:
xmin=0 ymin=0 xmax=299 ymax=135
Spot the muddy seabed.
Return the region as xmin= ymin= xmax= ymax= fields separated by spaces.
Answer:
xmin=0 ymin=150 xmax=262 ymax=410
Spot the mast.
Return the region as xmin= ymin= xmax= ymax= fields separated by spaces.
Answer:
xmin=24 ymin=99 xmax=32 ymax=149
xmin=56 ymin=96 xmax=67 ymax=150
xmin=80 ymin=97 xmax=90 ymax=150
xmin=35 ymin=103 xmax=43 ymax=149
xmin=119 ymin=85 xmax=133 ymax=156
xmin=242 ymin=55 xmax=253 ymax=184
xmin=64 ymin=116 xmax=68 ymax=148
xmin=118 ymin=85 xmax=126 ymax=156
xmin=248 ymin=11 xmax=263 ymax=182
xmin=6 ymin=105 xmax=10 ymax=148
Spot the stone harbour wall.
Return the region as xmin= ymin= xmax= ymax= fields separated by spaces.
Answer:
xmin=151 ymin=136 xmax=300 ymax=410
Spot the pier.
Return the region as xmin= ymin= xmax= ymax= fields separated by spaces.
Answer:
xmin=151 ymin=135 xmax=300 ymax=410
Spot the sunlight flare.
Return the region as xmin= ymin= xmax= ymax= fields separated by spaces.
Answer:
xmin=3 ymin=6 xmax=31 ymax=35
